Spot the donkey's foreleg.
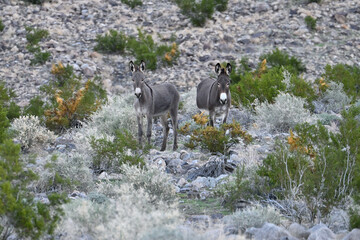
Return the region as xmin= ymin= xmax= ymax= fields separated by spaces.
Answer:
xmin=160 ymin=115 xmax=169 ymax=151
xmin=146 ymin=116 xmax=153 ymax=145
xmin=209 ymin=111 xmax=215 ymax=127
xmin=222 ymin=107 xmax=229 ymax=124
xmin=137 ymin=115 xmax=143 ymax=147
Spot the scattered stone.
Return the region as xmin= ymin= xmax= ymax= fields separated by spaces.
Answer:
xmin=343 ymin=229 xmax=360 ymax=240
xmin=288 ymin=222 xmax=309 ymax=239
xmin=307 ymin=224 xmax=336 ymax=240
xmin=245 ymin=223 xmax=293 ymax=240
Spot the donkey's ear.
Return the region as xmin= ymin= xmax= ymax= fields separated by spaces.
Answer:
xmin=139 ymin=60 xmax=146 ymax=72
xmin=129 ymin=61 xmax=135 ymax=73
xmin=215 ymin=63 xmax=221 ymax=75
xmin=226 ymin=63 xmax=232 ymax=75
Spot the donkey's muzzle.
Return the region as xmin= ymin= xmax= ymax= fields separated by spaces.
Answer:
xmin=135 ymin=93 xmax=142 ymax=98
xmin=220 ymin=99 xmax=227 ymax=105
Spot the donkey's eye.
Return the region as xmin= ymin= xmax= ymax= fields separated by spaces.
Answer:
xmin=217 ymin=83 xmax=220 ymax=87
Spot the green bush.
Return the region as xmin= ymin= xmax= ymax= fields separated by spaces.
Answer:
xmin=322 ymin=64 xmax=360 ymax=102
xmin=259 ymin=48 xmax=306 ymax=75
xmin=127 ymin=29 xmax=179 ymax=70
xmin=183 ymin=114 xmax=252 ymax=154
xmin=230 ymin=67 xmax=286 ymax=108
xmin=23 ymin=96 xmax=45 ymax=118
xmin=305 ymin=16 xmax=317 ymax=31
xmin=258 ymin=105 xmax=360 ymax=222
xmin=0 ymin=81 xmax=21 ymax=121
xmin=41 ymin=62 xmax=107 ymax=132
xmin=0 ymin=105 xmax=10 ymax=144
xmin=175 ymin=0 xmax=228 ymax=27
xmin=0 ymin=19 xmax=4 ymax=32
xmin=349 ymin=208 xmax=360 ymax=230
xmin=230 ymin=56 xmax=314 ymax=109
xmin=25 ymin=27 xmax=51 ymax=66
xmin=23 ymin=0 xmax=47 ymax=4
xmin=31 ymin=51 xmax=51 ymax=65
xmin=94 ymin=29 xmax=179 ymax=70
xmin=25 ymin=26 xmax=49 ymax=45
xmin=90 ymin=130 xmax=144 ymax=173
xmin=94 ymin=30 xmax=127 ymax=54
xmin=121 ymin=0 xmax=142 ymax=8
xmin=0 ymin=139 xmax=66 ymax=239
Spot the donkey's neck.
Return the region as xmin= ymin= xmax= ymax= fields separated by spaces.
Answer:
xmin=138 ymin=82 xmax=153 ymax=106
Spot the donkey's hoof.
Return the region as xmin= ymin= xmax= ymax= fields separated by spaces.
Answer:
xmin=160 ymin=147 xmax=166 ymax=151
xmin=172 ymin=145 xmax=178 ymax=151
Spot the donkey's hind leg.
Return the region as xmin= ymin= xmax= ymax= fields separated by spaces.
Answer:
xmin=160 ymin=115 xmax=169 ymax=151
xmin=170 ymin=108 xmax=178 ymax=151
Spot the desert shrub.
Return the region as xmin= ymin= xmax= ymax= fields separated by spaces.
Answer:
xmin=0 ymin=139 xmax=66 ymax=239
xmin=94 ymin=30 xmax=127 ymax=53
xmin=229 ymin=58 xmax=251 ymax=85
xmin=57 ymin=169 xmax=180 ymax=240
xmin=0 ymin=82 xmax=21 ymax=121
xmin=25 ymin=26 xmax=51 ymax=65
xmin=259 ymin=48 xmax=306 ymax=75
xmin=175 ymin=0 xmax=228 ymax=27
xmin=258 ymin=106 xmax=360 ymax=222
xmin=23 ymin=0 xmax=47 ymax=4
xmin=230 ymin=67 xmax=286 ymax=108
xmin=0 ymin=19 xmax=4 ymax=32
xmin=94 ymin=29 xmax=179 ymax=70
xmin=121 ymin=0 xmax=142 ymax=8
xmin=10 ymin=115 xmax=56 ymax=151
xmin=254 ymin=93 xmax=314 ymax=132
xmin=25 ymin=26 xmax=49 ymax=45
xmin=31 ymin=51 xmax=51 ymax=65
xmin=184 ymin=114 xmax=252 ymax=154
xmin=179 ymin=88 xmax=197 ymax=116
xmin=127 ymin=29 xmax=179 ymax=70
xmin=317 ymin=113 xmax=341 ymax=125
xmin=319 ymin=82 xmax=351 ymax=113
xmin=305 ymin=16 xmax=317 ymax=31
xmin=90 ymin=130 xmax=144 ymax=173
xmin=35 ymin=153 xmax=93 ymax=193
xmin=41 ymin=62 xmax=107 ymax=132
xmin=307 ymin=0 xmax=321 ymax=3
xmin=0 ymin=106 xmax=10 ymax=143
xmin=22 ymin=96 xmax=45 ymax=118
xmin=223 ymin=205 xmax=282 ymax=233
xmin=349 ymin=208 xmax=360 ymax=230
xmin=119 ymin=164 xmax=177 ymax=205
xmin=322 ymin=64 xmax=360 ymax=102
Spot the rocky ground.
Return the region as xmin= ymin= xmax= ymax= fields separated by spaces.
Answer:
xmin=1 ymin=0 xmax=360 ymax=107
xmin=1 ymin=0 xmax=360 ymax=239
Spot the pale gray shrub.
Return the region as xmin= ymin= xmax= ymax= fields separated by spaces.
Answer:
xmin=72 ymin=93 xmax=137 ymax=159
xmin=320 ymin=82 xmax=351 ymax=113
xmin=10 ymin=115 xmax=56 ymax=151
xmin=180 ymin=88 xmax=198 ymax=116
xmin=224 ymin=205 xmax=282 ymax=233
xmin=255 ymin=93 xmax=314 ymax=132
xmin=98 ymin=164 xmax=177 ymax=205
xmin=35 ymin=152 xmax=93 ymax=193
xmin=57 ymin=183 xmax=181 ymax=240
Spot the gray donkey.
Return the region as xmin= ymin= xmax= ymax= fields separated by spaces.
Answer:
xmin=196 ymin=63 xmax=232 ymax=126
xmin=130 ymin=60 xmax=179 ymax=151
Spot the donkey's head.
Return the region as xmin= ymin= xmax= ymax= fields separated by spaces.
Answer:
xmin=129 ymin=60 xmax=146 ymax=99
xmin=215 ymin=63 xmax=232 ymax=105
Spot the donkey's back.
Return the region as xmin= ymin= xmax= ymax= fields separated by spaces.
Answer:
xmin=197 ymin=79 xmax=215 ymax=110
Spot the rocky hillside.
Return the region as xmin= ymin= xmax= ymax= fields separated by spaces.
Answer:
xmin=1 ymin=0 xmax=359 ymax=106
xmin=1 ymin=0 xmax=360 ymax=240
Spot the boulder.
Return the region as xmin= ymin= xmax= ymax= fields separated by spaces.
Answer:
xmin=245 ymin=223 xmax=293 ymax=240
xmin=307 ymin=224 xmax=336 ymax=240
xmin=343 ymin=229 xmax=360 ymax=240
